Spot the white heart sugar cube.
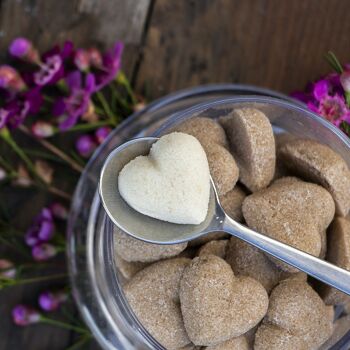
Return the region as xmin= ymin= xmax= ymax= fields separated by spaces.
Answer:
xmin=118 ymin=132 xmax=211 ymax=225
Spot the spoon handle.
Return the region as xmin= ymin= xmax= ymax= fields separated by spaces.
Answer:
xmin=222 ymin=215 xmax=350 ymax=295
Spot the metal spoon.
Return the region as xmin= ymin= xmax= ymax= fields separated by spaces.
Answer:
xmin=99 ymin=137 xmax=350 ymax=295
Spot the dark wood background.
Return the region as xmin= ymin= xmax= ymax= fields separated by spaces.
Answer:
xmin=1 ymin=0 xmax=350 ymax=349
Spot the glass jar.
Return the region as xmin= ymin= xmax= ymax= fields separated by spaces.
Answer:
xmin=67 ymin=84 xmax=350 ymax=350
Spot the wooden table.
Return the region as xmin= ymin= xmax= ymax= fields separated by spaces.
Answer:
xmin=1 ymin=0 xmax=350 ymax=348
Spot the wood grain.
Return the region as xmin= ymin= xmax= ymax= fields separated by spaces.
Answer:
xmin=0 ymin=0 xmax=151 ymax=77
xmin=136 ymin=0 xmax=350 ymax=99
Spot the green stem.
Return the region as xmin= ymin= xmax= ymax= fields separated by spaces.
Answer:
xmin=65 ymin=334 xmax=92 ymax=350
xmin=117 ymin=71 xmax=137 ymax=105
xmin=40 ymin=316 xmax=89 ymax=334
xmin=0 ymin=273 xmax=67 ymax=288
xmin=19 ymin=125 xmax=83 ymax=173
xmin=60 ymin=120 xmax=114 ymax=133
xmin=0 ymin=128 xmax=41 ymax=181
xmin=111 ymin=84 xmax=132 ymax=111
xmin=96 ymin=91 xmax=117 ymax=125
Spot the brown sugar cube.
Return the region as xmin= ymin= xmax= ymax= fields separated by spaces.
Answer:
xmin=198 ymin=240 xmax=228 ymax=259
xmin=319 ymin=217 xmax=350 ymax=305
xmin=273 ymin=133 xmax=298 ymax=180
xmin=254 ymin=324 xmax=309 ymax=350
xmin=114 ymin=253 xmax=148 ymax=281
xmin=319 ymin=315 xmax=350 ymax=350
xmin=226 ymin=236 xmax=304 ymax=293
xmin=242 ymin=180 xmax=335 ymax=272
xmin=219 ymin=185 xmax=247 ymax=222
xmin=178 ymin=345 xmax=201 ymax=350
xmin=203 ymin=336 xmax=249 ymax=350
xmin=219 ymin=108 xmax=275 ymax=192
xmin=206 ymin=143 xmax=239 ymax=195
xmin=258 ymin=279 xmax=333 ymax=349
xmin=320 ymin=229 xmax=327 ymax=259
xmin=226 ymin=236 xmax=281 ymax=293
xmin=114 ymin=227 xmax=187 ymax=263
xmin=173 ymin=117 xmax=228 ymax=148
xmin=189 ymin=232 xmax=229 ymax=247
xmin=124 ymin=258 xmax=191 ymax=349
xmin=180 ymin=255 xmax=268 ymax=346
xmin=279 ymin=139 xmax=350 ymax=216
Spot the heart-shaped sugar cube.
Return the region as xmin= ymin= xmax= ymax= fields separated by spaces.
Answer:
xmin=118 ymin=132 xmax=210 ymax=224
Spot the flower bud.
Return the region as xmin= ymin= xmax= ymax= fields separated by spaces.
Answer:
xmin=74 ymin=49 xmax=90 ymax=71
xmin=9 ymin=38 xmax=39 ymax=63
xmin=0 ymin=65 xmax=26 ymax=91
xmin=35 ymin=160 xmax=53 ymax=185
xmin=0 ymin=166 xmax=6 ymax=181
xmin=95 ymin=126 xmax=111 ymax=144
xmin=32 ymin=243 xmax=57 ymax=261
xmin=0 ymin=259 xmax=16 ymax=279
xmin=38 ymin=290 xmax=68 ymax=311
xmin=31 ymin=121 xmax=55 ymax=138
xmin=88 ymin=47 xmax=103 ymax=67
xmin=340 ymin=71 xmax=350 ymax=93
xmin=49 ymin=202 xmax=68 ymax=220
xmin=12 ymin=305 xmax=41 ymax=326
xmin=76 ymin=134 xmax=97 ymax=158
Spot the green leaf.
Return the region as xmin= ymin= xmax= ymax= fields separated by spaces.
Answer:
xmin=324 ymin=51 xmax=343 ymax=74
xmin=340 ymin=121 xmax=350 ymax=137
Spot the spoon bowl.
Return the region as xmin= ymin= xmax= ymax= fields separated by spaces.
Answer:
xmin=99 ymin=137 xmax=223 ymax=244
xmin=99 ymin=137 xmax=350 ymax=296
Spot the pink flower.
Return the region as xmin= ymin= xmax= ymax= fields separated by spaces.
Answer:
xmin=12 ymin=305 xmax=41 ymax=326
xmin=38 ymin=290 xmax=67 ymax=311
xmin=340 ymin=71 xmax=350 ymax=93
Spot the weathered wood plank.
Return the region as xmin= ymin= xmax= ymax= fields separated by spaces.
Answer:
xmin=0 ymin=0 xmax=151 ymax=77
xmin=136 ymin=0 xmax=350 ymax=99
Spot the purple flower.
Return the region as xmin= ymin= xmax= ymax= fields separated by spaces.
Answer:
xmin=49 ymin=202 xmax=68 ymax=220
xmin=95 ymin=126 xmax=111 ymax=144
xmin=31 ymin=121 xmax=55 ymax=138
xmin=54 ymin=71 xmax=95 ymax=130
xmin=12 ymin=305 xmax=41 ymax=326
xmin=76 ymin=134 xmax=97 ymax=157
xmin=33 ymin=41 xmax=73 ymax=86
xmin=0 ymin=88 xmax=43 ymax=129
xmin=74 ymin=49 xmax=90 ymax=71
xmin=0 ymin=65 xmax=26 ymax=92
xmin=38 ymin=291 xmax=67 ymax=312
xmin=32 ymin=243 xmax=57 ymax=261
xmin=25 ymin=208 xmax=55 ymax=246
xmin=0 ymin=259 xmax=16 ymax=279
xmin=94 ymin=42 xmax=123 ymax=90
xmin=292 ymin=74 xmax=350 ymax=128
